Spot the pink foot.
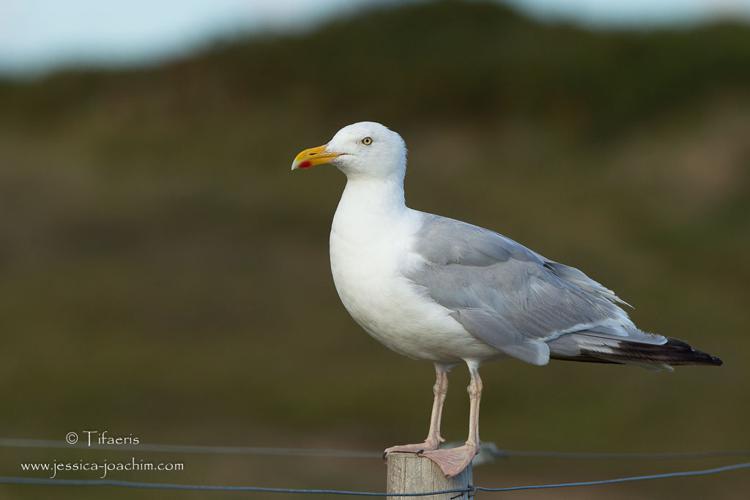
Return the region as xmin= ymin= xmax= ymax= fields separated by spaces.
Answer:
xmin=383 ymin=438 xmax=442 ymax=458
xmin=420 ymin=444 xmax=477 ymax=477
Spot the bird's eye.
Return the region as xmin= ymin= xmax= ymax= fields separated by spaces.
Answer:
xmin=361 ymin=137 xmax=373 ymax=146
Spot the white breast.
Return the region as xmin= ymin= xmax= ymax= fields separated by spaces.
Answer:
xmin=329 ymin=186 xmax=498 ymax=363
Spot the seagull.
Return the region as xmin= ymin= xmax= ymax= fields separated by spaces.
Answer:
xmin=291 ymin=121 xmax=722 ymax=477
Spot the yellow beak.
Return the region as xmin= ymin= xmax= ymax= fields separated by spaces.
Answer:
xmin=291 ymin=144 xmax=341 ymax=171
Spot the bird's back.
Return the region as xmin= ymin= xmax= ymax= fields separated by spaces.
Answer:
xmin=405 ymin=213 xmax=722 ymax=368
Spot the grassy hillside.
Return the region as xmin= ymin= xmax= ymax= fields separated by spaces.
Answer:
xmin=0 ymin=1 xmax=748 ymax=498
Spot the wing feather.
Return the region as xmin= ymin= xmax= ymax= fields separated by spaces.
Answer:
xmin=406 ymin=214 xmax=665 ymax=365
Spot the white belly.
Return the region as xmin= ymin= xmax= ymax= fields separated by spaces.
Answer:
xmin=329 ymin=214 xmax=498 ymax=363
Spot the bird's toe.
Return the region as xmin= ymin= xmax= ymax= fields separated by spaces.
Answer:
xmin=383 ymin=440 xmax=441 ymax=458
xmin=420 ymin=444 xmax=477 ymax=477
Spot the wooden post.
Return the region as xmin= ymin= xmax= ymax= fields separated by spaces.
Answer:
xmin=387 ymin=452 xmax=473 ymax=499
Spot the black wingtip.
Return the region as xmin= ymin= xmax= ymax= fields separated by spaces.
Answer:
xmin=555 ymin=336 xmax=724 ymax=368
xmin=706 ymin=354 xmax=723 ymax=367
xmin=664 ymin=338 xmax=723 ymax=367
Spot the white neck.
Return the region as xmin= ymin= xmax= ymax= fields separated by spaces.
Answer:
xmin=343 ymin=172 xmax=405 ymax=210
xmin=332 ymin=173 xmax=408 ymax=241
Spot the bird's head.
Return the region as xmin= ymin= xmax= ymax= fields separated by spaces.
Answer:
xmin=291 ymin=122 xmax=406 ymax=179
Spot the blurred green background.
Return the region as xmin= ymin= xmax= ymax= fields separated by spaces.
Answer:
xmin=0 ymin=0 xmax=748 ymax=498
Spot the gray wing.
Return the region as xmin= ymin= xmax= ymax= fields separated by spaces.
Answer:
xmin=407 ymin=214 xmax=665 ymax=365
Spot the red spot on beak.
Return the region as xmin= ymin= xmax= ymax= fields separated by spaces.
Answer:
xmin=298 ymin=160 xmax=312 ymax=169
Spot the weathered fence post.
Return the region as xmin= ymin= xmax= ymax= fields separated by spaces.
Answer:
xmin=387 ymin=452 xmax=473 ymax=499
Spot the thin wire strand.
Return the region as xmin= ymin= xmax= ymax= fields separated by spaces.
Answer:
xmin=0 ymin=461 xmax=748 ymax=496
xmin=0 ymin=477 xmax=466 ymax=496
xmin=2 ymin=438 xmax=748 ymax=461
xmin=475 ymin=461 xmax=750 ymax=492
xmin=0 ymin=438 xmax=380 ymax=459
xmin=492 ymin=449 xmax=750 ymax=460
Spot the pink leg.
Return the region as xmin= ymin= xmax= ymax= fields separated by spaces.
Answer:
xmin=421 ymin=361 xmax=482 ymax=477
xmin=384 ymin=364 xmax=450 ymax=456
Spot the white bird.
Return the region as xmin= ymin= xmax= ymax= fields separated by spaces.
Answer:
xmin=291 ymin=121 xmax=722 ymax=477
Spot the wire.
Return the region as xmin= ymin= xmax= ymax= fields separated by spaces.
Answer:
xmin=0 ymin=476 xmax=467 ymax=496
xmin=3 ymin=437 xmax=748 ymax=461
xmin=490 ymin=447 xmax=750 ymax=460
xmin=475 ymin=461 xmax=750 ymax=492
xmin=0 ymin=438 xmax=380 ymax=459
xmin=1 ymin=461 xmax=748 ymax=496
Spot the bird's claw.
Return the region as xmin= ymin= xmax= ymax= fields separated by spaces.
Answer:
xmin=383 ymin=440 xmax=440 ymax=460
